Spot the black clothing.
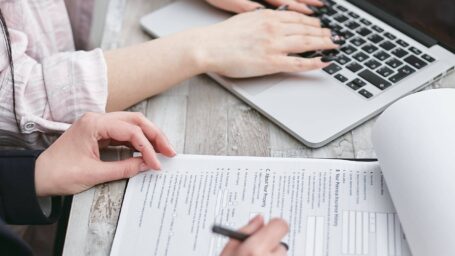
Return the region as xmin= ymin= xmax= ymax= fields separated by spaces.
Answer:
xmin=0 ymin=150 xmax=61 ymax=255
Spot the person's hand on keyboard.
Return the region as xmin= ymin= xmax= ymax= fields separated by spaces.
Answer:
xmin=206 ymin=0 xmax=324 ymax=14
xmin=189 ymin=10 xmax=339 ymax=78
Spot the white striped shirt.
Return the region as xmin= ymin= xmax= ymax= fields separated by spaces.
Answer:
xmin=0 ymin=0 xmax=107 ymax=148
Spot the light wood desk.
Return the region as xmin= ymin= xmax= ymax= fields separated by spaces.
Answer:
xmin=62 ymin=0 xmax=455 ymax=254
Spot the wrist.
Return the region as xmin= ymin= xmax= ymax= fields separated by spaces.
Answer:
xmin=183 ymin=27 xmax=217 ymax=74
xmin=35 ymin=152 xmax=53 ymax=197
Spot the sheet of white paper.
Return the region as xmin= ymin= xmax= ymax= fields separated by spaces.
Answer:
xmin=372 ymin=88 xmax=455 ymax=256
xmin=110 ymin=155 xmax=411 ymax=256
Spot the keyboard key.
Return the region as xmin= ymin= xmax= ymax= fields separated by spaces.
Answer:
xmin=323 ymin=0 xmax=336 ymax=5
xmin=356 ymin=27 xmax=372 ymax=36
xmin=340 ymin=30 xmax=355 ymax=39
xmin=396 ymin=39 xmax=409 ymax=47
xmin=384 ymin=32 xmax=396 ymax=40
xmin=367 ymin=34 xmax=384 ymax=44
xmin=336 ymin=5 xmax=348 ymax=12
xmin=345 ymin=21 xmax=361 ymax=30
xmin=389 ymin=65 xmax=415 ymax=83
xmin=351 ymin=37 xmax=366 ymax=46
xmin=409 ymin=46 xmax=422 ymax=55
xmin=334 ymin=14 xmax=349 ymax=23
xmin=348 ymin=11 xmax=359 ymax=18
xmin=360 ymin=18 xmax=371 ymax=26
xmin=422 ymin=54 xmax=435 ymax=63
xmin=335 ymin=73 xmax=348 ymax=82
xmin=404 ymin=55 xmax=427 ymax=69
xmin=320 ymin=16 xmax=332 ymax=27
xmin=309 ymin=6 xmax=324 ymax=16
xmin=365 ymin=59 xmax=381 ymax=69
xmin=325 ymin=7 xmax=337 ymax=16
xmin=323 ymin=63 xmax=342 ymax=74
xmin=335 ymin=54 xmax=351 ymax=65
xmin=317 ymin=6 xmax=332 ymax=15
xmin=371 ymin=25 xmax=384 ymax=33
xmin=386 ymin=58 xmax=403 ymax=68
xmin=359 ymin=69 xmax=391 ymax=90
xmin=346 ymin=78 xmax=366 ymax=90
xmin=353 ymin=52 xmax=369 ymax=62
xmin=374 ymin=51 xmax=391 ymax=61
xmin=379 ymin=41 xmax=396 ymax=51
xmin=399 ymin=65 xmax=415 ymax=74
xmin=331 ymin=24 xmax=343 ymax=32
xmin=391 ymin=48 xmax=409 ymax=58
xmin=377 ymin=66 xmax=394 ymax=77
xmin=362 ymin=44 xmax=378 ymax=54
xmin=314 ymin=5 xmax=336 ymax=16
xmin=341 ymin=45 xmax=357 ymax=55
xmin=358 ymin=89 xmax=373 ymax=98
xmin=346 ymin=62 xmax=363 ymax=73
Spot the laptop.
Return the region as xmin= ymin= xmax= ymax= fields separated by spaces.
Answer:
xmin=140 ymin=0 xmax=455 ymax=148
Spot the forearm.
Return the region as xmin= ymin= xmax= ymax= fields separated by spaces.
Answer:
xmin=104 ymin=11 xmax=333 ymax=111
xmin=104 ymin=29 xmax=206 ymax=111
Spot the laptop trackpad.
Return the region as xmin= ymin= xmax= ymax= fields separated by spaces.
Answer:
xmin=229 ymin=74 xmax=288 ymax=96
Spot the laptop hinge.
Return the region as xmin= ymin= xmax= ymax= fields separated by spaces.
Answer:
xmin=346 ymin=0 xmax=438 ymax=48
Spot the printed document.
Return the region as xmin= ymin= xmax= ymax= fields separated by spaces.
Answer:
xmin=110 ymin=155 xmax=411 ymax=256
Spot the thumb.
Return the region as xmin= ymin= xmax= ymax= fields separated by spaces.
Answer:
xmin=92 ymin=157 xmax=148 ymax=184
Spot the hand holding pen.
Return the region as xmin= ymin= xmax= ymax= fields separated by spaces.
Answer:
xmin=215 ymin=215 xmax=289 ymax=256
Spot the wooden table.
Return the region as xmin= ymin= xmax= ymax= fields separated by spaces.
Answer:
xmin=62 ymin=0 xmax=455 ymax=254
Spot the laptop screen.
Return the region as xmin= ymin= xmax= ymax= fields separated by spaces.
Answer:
xmin=364 ymin=0 xmax=455 ymax=50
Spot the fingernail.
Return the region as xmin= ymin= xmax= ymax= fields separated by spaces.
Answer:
xmin=170 ymin=145 xmax=177 ymax=156
xmin=321 ymin=56 xmax=336 ymax=62
xmin=299 ymin=51 xmax=317 ymax=58
xmin=331 ymin=34 xmax=346 ymax=45
xmin=333 ymin=39 xmax=345 ymax=45
xmin=250 ymin=214 xmax=262 ymax=224
xmin=249 ymin=215 xmax=259 ymax=224
xmin=276 ymin=4 xmax=289 ymax=11
xmin=308 ymin=6 xmax=321 ymax=15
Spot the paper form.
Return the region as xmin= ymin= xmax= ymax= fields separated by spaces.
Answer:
xmin=372 ymin=89 xmax=455 ymax=256
xmin=110 ymin=155 xmax=411 ymax=256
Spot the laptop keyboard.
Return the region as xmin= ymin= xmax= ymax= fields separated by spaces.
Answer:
xmin=306 ymin=0 xmax=436 ymax=99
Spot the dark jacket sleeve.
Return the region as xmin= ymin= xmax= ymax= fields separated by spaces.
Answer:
xmin=0 ymin=150 xmax=63 ymax=255
xmin=0 ymin=217 xmax=33 ymax=255
xmin=0 ymin=150 xmax=62 ymax=225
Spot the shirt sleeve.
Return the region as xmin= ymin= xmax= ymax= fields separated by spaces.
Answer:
xmin=0 ymin=150 xmax=62 ymax=225
xmin=0 ymin=28 xmax=108 ymax=135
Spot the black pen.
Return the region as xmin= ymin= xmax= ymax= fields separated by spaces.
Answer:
xmin=212 ymin=225 xmax=289 ymax=251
